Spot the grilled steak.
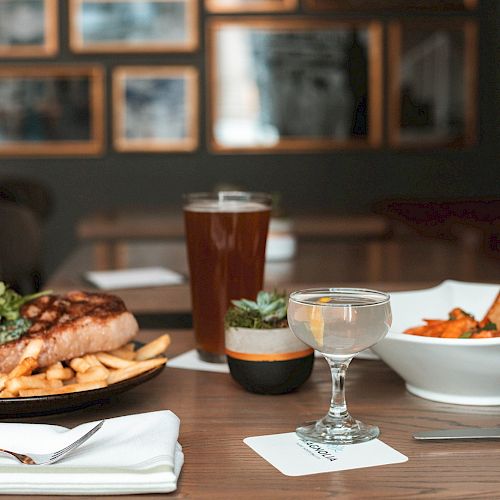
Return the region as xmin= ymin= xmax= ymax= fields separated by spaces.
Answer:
xmin=0 ymin=291 xmax=138 ymax=373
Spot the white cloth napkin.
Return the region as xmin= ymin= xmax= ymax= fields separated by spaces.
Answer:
xmin=84 ymin=266 xmax=185 ymax=290
xmin=0 ymin=410 xmax=183 ymax=495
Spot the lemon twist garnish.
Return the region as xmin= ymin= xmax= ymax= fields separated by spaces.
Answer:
xmin=309 ymin=305 xmax=324 ymax=346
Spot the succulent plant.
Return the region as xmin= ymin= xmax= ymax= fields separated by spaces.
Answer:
xmin=225 ymin=290 xmax=288 ymax=329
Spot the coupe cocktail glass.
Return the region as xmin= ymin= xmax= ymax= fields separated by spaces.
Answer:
xmin=288 ymin=288 xmax=391 ymax=444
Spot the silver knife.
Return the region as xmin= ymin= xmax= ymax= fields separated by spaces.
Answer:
xmin=414 ymin=428 xmax=500 ymax=440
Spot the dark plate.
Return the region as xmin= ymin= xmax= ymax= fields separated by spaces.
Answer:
xmin=0 ymin=343 xmax=166 ymax=418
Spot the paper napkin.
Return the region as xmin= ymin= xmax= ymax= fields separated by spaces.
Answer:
xmin=84 ymin=266 xmax=185 ymax=290
xmin=0 ymin=410 xmax=183 ymax=495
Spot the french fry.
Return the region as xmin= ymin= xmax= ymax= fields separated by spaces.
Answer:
xmin=45 ymin=362 xmax=74 ymax=381
xmin=135 ymin=334 xmax=171 ymax=361
xmin=20 ymin=339 xmax=44 ymax=361
xmin=8 ymin=357 xmax=38 ymax=379
xmin=69 ymin=357 xmax=91 ymax=374
xmin=76 ymin=365 xmax=109 ymax=384
xmin=107 ymin=357 xmax=167 ymax=385
xmin=19 ymin=381 xmax=107 ymax=397
xmin=96 ymin=352 xmax=135 ymax=369
xmin=0 ymin=333 xmax=171 ymax=398
xmin=6 ymin=376 xmax=63 ymax=396
xmin=109 ymin=347 xmax=136 ymax=360
xmin=82 ymin=354 xmax=104 ymax=367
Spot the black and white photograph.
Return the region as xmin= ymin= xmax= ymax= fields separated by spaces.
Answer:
xmin=0 ymin=0 xmax=58 ymax=57
xmin=113 ymin=66 xmax=198 ymax=151
xmin=70 ymin=0 xmax=198 ymax=53
xmin=0 ymin=66 xmax=104 ymax=155
xmin=208 ymin=18 xmax=383 ymax=152
xmin=388 ymin=20 xmax=478 ymax=147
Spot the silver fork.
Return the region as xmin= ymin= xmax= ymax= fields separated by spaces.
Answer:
xmin=0 ymin=420 xmax=104 ymax=465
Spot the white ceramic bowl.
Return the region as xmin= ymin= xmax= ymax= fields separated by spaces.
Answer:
xmin=372 ymin=280 xmax=500 ymax=405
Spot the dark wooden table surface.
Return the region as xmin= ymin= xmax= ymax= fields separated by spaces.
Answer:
xmin=76 ymin=209 xmax=389 ymax=271
xmin=8 ymin=329 xmax=500 ymax=499
xmin=47 ymin=240 xmax=471 ymax=314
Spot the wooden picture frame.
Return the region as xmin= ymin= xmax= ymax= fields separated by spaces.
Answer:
xmin=388 ymin=20 xmax=478 ymax=148
xmin=0 ymin=0 xmax=58 ymax=57
xmin=304 ymin=0 xmax=478 ymax=11
xmin=69 ymin=0 xmax=198 ymax=53
xmin=205 ymin=0 xmax=297 ymax=13
xmin=0 ymin=66 xmax=105 ymax=157
xmin=207 ymin=18 xmax=383 ymax=153
xmin=113 ymin=66 xmax=198 ymax=152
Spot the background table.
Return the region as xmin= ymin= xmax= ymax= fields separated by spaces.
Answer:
xmin=46 ymin=242 xmax=441 ymax=315
xmin=76 ymin=209 xmax=390 ymax=274
xmin=7 ymin=329 xmax=500 ymax=499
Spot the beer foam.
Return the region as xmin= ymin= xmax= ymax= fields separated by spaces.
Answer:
xmin=185 ymin=200 xmax=270 ymax=213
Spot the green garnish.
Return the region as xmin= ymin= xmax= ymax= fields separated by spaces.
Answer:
xmin=225 ymin=290 xmax=288 ymax=329
xmin=0 ymin=282 xmax=52 ymax=345
xmin=480 ymin=321 xmax=497 ymax=331
xmin=0 ymin=281 xmax=52 ymax=322
xmin=0 ymin=318 xmax=32 ymax=345
xmin=459 ymin=331 xmax=473 ymax=339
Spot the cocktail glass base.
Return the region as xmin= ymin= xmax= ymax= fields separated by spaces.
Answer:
xmin=197 ymin=349 xmax=227 ymax=364
xmin=296 ymin=419 xmax=379 ymax=445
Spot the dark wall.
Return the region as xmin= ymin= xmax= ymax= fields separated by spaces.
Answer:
xmin=0 ymin=1 xmax=499 ymax=277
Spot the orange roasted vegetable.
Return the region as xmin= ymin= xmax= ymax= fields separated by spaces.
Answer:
xmin=440 ymin=317 xmax=477 ymax=338
xmin=403 ymin=291 xmax=500 ymax=339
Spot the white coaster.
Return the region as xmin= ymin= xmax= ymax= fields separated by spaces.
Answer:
xmin=244 ymin=432 xmax=407 ymax=476
xmin=168 ymin=350 xmax=229 ymax=373
xmin=84 ymin=266 xmax=185 ymax=290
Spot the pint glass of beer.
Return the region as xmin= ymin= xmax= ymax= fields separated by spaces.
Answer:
xmin=184 ymin=192 xmax=272 ymax=362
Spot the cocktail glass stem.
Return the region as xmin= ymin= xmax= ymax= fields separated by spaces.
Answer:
xmin=296 ymin=354 xmax=379 ymax=444
xmin=323 ymin=356 xmax=357 ymax=427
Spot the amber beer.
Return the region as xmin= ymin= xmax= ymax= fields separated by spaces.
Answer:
xmin=184 ymin=192 xmax=272 ymax=362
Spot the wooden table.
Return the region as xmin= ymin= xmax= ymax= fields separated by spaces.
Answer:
xmin=46 ymin=242 xmax=443 ymax=314
xmin=76 ymin=208 xmax=390 ymax=273
xmin=10 ymin=329 xmax=500 ymax=499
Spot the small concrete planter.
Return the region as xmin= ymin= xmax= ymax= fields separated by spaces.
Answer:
xmin=225 ymin=326 xmax=314 ymax=394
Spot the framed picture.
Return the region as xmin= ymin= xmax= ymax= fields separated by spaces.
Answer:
xmin=208 ymin=18 xmax=383 ymax=153
xmin=0 ymin=66 xmax=105 ymax=156
xmin=0 ymin=0 xmax=58 ymax=57
xmin=205 ymin=0 xmax=297 ymax=13
xmin=113 ymin=66 xmax=198 ymax=152
xmin=388 ymin=20 xmax=478 ymax=148
xmin=69 ymin=0 xmax=198 ymax=53
xmin=304 ymin=0 xmax=478 ymax=11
